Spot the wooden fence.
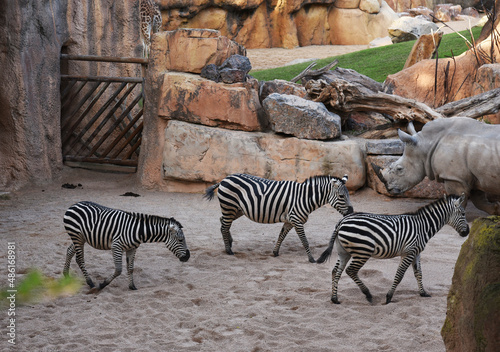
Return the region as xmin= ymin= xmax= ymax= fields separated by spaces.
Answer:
xmin=60 ymin=54 xmax=147 ymax=171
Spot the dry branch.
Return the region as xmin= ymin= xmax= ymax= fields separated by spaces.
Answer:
xmin=436 ymin=87 xmax=500 ymax=118
xmin=305 ymin=79 xmax=443 ymax=124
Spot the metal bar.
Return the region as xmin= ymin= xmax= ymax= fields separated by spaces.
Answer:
xmin=66 ymin=82 xmax=128 ymax=153
xmin=87 ymin=84 xmax=141 ymax=156
xmin=61 ymin=75 xmax=143 ymax=83
xmin=60 ymin=54 xmax=148 ymax=65
xmin=63 ymin=155 xmax=139 ymax=167
xmin=74 ymin=82 xmax=136 ymax=157
xmin=100 ymin=97 xmax=143 ymax=158
xmin=62 ymin=82 xmax=111 ymax=148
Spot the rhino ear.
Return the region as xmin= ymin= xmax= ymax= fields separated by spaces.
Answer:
xmin=407 ymin=122 xmax=417 ymax=136
xmin=398 ymin=129 xmax=417 ymax=145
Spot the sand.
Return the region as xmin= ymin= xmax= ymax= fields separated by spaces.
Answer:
xmin=0 ymin=167 xmax=487 ymax=351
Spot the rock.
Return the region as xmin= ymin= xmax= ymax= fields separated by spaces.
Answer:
xmin=344 ymin=111 xmax=392 ymax=133
xmin=441 ymin=216 xmax=500 ymax=352
xmin=388 ymin=16 xmax=439 ymax=43
xmin=334 ymin=0 xmax=361 ymax=9
xmin=461 ymin=7 xmax=480 ymax=17
xmin=156 ymin=29 xmax=246 ymax=74
xmin=383 ymin=33 xmax=500 ymax=107
xmin=369 ymin=36 xmax=393 ymax=47
xmin=157 ymin=72 xmax=267 ymax=132
xmin=219 ymin=54 xmax=252 ymax=84
xmin=263 ymin=94 xmax=342 ymax=140
xmin=162 ymin=120 xmax=366 ymax=192
xmin=365 ymin=139 xmax=404 ymax=155
xmin=359 ymin=0 xmax=381 ymax=14
xmin=434 ymin=4 xmax=462 ymax=22
xmin=470 ymin=63 xmax=500 ymax=124
xmin=403 ymin=31 xmax=443 ymax=69
xmin=258 ymin=80 xmax=307 ymax=102
xmin=367 ymin=155 xmax=446 ymax=198
xmin=328 ymin=3 xmax=399 ymax=45
xmin=200 ymin=64 xmax=221 ymax=82
xmin=408 ymin=6 xmax=434 ymax=21
xmin=0 ymin=0 xmax=142 ymax=191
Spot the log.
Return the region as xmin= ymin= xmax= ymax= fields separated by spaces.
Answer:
xmin=305 ymin=79 xmax=443 ymax=124
xmin=436 ymin=87 xmax=500 ymax=118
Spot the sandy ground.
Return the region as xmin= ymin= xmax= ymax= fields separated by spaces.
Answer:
xmin=247 ymin=17 xmax=481 ymax=70
xmin=0 ymin=167 xmax=487 ymax=351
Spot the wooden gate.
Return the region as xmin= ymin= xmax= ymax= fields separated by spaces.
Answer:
xmin=60 ymin=54 xmax=147 ymax=172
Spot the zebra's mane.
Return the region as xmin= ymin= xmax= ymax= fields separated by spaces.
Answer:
xmin=303 ymin=175 xmax=339 ymax=184
xmin=404 ymin=195 xmax=457 ymax=216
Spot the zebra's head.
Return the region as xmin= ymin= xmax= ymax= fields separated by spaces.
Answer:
xmin=446 ymin=193 xmax=469 ymax=237
xmin=327 ymin=175 xmax=353 ymax=216
xmin=165 ymin=218 xmax=190 ymax=262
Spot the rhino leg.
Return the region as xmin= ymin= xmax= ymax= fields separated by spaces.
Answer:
xmin=469 ymin=190 xmax=500 ymax=215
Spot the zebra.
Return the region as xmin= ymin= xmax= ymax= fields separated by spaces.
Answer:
xmin=63 ymin=201 xmax=190 ymax=291
xmin=316 ymin=194 xmax=469 ymax=304
xmin=204 ymin=173 xmax=353 ymax=263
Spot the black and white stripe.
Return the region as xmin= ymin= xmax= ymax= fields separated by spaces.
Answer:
xmin=204 ymin=173 xmax=353 ymax=263
xmin=317 ymin=194 xmax=469 ymax=304
xmin=63 ymin=201 xmax=190 ymax=291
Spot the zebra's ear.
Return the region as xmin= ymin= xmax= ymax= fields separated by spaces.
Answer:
xmin=341 ymin=174 xmax=348 ymax=184
xmin=458 ymin=193 xmax=466 ymax=205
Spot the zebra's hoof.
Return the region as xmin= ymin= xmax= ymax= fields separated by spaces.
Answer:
xmin=385 ymin=296 xmax=393 ymax=304
xmin=308 ymin=257 xmax=316 ymax=263
xmin=331 ymin=297 xmax=340 ymax=304
xmin=225 ymin=249 xmax=234 ymax=255
xmin=129 ymin=285 xmax=137 ymax=290
xmin=86 ymin=287 xmax=100 ymax=294
xmin=365 ymin=295 xmax=373 ymax=303
xmin=420 ymin=292 xmax=431 ymax=298
xmin=273 ymin=251 xmax=279 ymax=257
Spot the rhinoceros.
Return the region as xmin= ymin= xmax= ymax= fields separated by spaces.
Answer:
xmin=377 ymin=117 xmax=500 ymax=215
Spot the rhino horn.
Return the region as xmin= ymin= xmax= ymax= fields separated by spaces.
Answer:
xmin=398 ymin=129 xmax=418 ymax=145
xmin=371 ymin=163 xmax=389 ymax=189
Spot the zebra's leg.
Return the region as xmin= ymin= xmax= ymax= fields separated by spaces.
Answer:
xmin=98 ymin=245 xmax=124 ymax=290
xmin=126 ymin=248 xmax=138 ymax=290
xmin=272 ymin=222 xmax=293 ymax=258
xmin=412 ymin=253 xmax=430 ymax=297
xmin=345 ymin=255 xmax=373 ymax=303
xmin=220 ymin=210 xmax=243 ymax=255
xmin=386 ymin=253 xmax=416 ymax=304
xmin=292 ymin=222 xmax=316 ymax=263
xmin=63 ymin=244 xmax=76 ymax=278
xmin=331 ymin=246 xmax=351 ymax=304
xmin=73 ymin=243 xmax=95 ymax=288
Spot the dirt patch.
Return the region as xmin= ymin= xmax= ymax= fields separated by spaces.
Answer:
xmin=0 ymin=167 xmax=486 ymax=351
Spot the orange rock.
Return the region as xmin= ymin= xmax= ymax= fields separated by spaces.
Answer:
xmin=157 ymin=72 xmax=266 ymax=132
xmin=403 ymin=31 xmax=442 ymax=69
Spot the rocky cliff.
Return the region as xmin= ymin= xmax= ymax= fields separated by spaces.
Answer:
xmin=441 ymin=216 xmax=500 ymax=352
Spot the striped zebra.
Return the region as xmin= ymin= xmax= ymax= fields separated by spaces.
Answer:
xmin=317 ymin=194 xmax=469 ymax=304
xmin=204 ymin=173 xmax=353 ymax=263
xmin=63 ymin=201 xmax=190 ymax=291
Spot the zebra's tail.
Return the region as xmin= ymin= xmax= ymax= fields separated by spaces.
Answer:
xmin=316 ymin=225 xmax=340 ymax=264
xmin=203 ymin=182 xmax=220 ymax=201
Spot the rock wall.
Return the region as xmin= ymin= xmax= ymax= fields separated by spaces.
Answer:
xmin=441 ymin=216 xmax=500 ymax=352
xmin=159 ymin=0 xmax=399 ymax=48
xmin=0 ymin=0 xmax=142 ymax=191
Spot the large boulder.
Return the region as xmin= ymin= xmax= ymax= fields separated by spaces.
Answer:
xmin=328 ymin=2 xmax=399 ymax=45
xmin=258 ymin=80 xmax=307 ymax=102
xmin=156 ymin=29 xmax=246 ymax=74
xmin=403 ymin=32 xmax=443 ymax=69
xmin=157 ymin=72 xmax=267 ymax=132
xmin=161 ymin=120 xmax=365 ymax=192
xmin=470 ymin=63 xmax=500 ymax=124
xmin=262 ymin=94 xmax=342 ymax=140
xmin=441 ymin=216 xmax=500 ymax=352
xmin=388 ymin=16 xmax=439 ymax=43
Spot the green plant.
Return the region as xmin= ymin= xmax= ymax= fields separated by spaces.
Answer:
xmin=250 ymin=27 xmax=483 ymax=83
